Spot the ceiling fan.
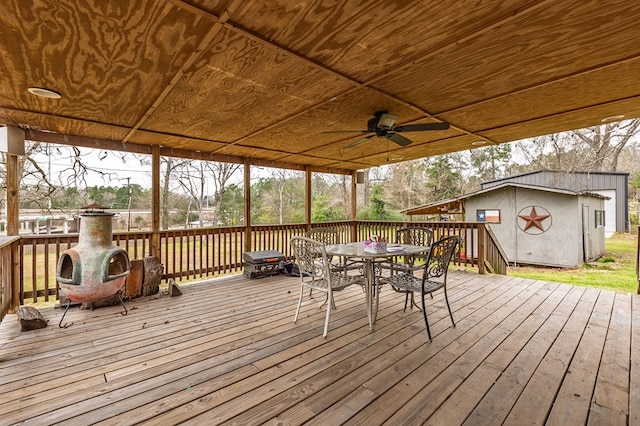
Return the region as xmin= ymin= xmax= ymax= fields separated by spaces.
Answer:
xmin=325 ymin=111 xmax=450 ymax=148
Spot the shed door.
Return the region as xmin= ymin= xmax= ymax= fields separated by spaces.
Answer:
xmin=582 ymin=205 xmax=590 ymax=262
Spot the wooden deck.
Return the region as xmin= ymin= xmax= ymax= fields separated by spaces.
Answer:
xmin=0 ymin=271 xmax=638 ymax=425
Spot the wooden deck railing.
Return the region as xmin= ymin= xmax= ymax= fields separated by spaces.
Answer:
xmin=9 ymin=220 xmax=509 ymax=309
xmin=0 ymin=237 xmax=20 ymax=323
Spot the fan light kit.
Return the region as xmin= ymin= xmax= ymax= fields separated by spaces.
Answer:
xmin=601 ymin=115 xmax=625 ymax=122
xmin=324 ymin=111 xmax=450 ymax=148
xmin=27 ymin=87 xmax=62 ymax=99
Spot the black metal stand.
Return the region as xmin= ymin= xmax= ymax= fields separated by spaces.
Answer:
xmin=58 ymin=293 xmax=128 ymax=329
xmin=58 ymin=299 xmax=73 ymax=328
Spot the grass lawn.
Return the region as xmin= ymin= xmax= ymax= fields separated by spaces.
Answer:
xmin=507 ymin=232 xmax=638 ymax=293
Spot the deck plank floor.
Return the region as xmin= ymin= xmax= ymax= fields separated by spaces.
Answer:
xmin=0 ymin=271 xmax=637 ymax=425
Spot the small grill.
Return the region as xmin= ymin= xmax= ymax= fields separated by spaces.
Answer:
xmin=243 ymin=250 xmax=285 ymax=279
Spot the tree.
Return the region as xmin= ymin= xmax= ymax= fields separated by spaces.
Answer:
xmin=203 ymin=162 xmax=241 ymax=227
xmin=468 ymin=144 xmax=512 ymax=183
xmin=160 ymin=157 xmax=188 ymax=229
xmin=514 ymin=118 xmax=640 ymax=172
xmin=383 ymin=161 xmax=429 ymax=211
xmin=312 ymin=173 xmax=349 ymax=222
xmin=251 ymin=169 xmax=305 ymax=224
xmin=369 ymin=184 xmax=388 ymax=220
xmin=425 ymin=155 xmax=464 ymax=201
xmin=218 ymin=183 xmax=244 ymax=225
xmin=571 ymin=119 xmax=640 ymax=171
xmin=312 ymin=193 xmax=345 ymax=222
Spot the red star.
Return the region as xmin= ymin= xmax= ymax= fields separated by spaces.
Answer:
xmin=519 ymin=206 xmax=550 ymax=231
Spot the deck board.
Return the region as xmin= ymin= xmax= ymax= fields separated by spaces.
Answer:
xmin=0 ymin=271 xmax=637 ymax=425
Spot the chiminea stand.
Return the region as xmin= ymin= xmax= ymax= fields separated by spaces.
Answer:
xmin=58 ymin=294 xmax=128 ymax=328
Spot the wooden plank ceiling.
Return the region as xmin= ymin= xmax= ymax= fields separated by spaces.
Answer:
xmin=1 ymin=0 xmax=640 ymax=174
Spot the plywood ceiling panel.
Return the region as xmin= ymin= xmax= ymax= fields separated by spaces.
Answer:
xmin=1 ymin=0 xmax=639 ymax=173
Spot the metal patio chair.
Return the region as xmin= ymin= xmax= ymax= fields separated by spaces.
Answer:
xmin=290 ymin=236 xmax=364 ymax=338
xmin=386 ymin=226 xmax=434 ymax=275
xmin=381 ymin=235 xmax=458 ymax=340
xmin=379 ymin=227 xmax=433 ymax=308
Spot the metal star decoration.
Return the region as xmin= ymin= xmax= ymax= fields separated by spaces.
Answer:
xmin=518 ymin=206 xmax=550 ymax=231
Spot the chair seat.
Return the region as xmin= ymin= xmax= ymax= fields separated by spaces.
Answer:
xmin=382 ymin=273 xmax=445 ymax=295
xmin=329 ymin=259 xmax=364 ymax=274
xmin=304 ymin=271 xmax=364 ymax=292
xmin=379 ymin=260 xmax=422 ymax=274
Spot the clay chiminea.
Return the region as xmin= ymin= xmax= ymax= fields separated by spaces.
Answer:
xmin=56 ymin=204 xmax=130 ymax=327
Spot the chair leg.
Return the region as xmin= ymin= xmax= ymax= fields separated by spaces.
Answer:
xmin=318 ymin=293 xmax=332 ymax=308
xmin=444 ymin=287 xmax=455 ymax=327
xmin=323 ymin=290 xmax=332 ymax=338
xmin=421 ymin=292 xmax=432 ymax=341
xmin=404 ymin=291 xmax=421 ymax=311
xmin=294 ymin=285 xmax=304 ymax=323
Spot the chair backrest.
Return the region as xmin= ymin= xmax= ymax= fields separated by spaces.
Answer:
xmin=305 ymin=227 xmax=340 ymax=245
xmin=396 ymin=227 xmax=433 ymax=247
xmin=290 ymin=236 xmax=329 ymax=279
xmin=424 ymin=235 xmax=459 ymax=280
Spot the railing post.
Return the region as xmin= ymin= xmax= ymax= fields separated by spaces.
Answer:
xmin=305 ymin=167 xmax=312 ymax=232
xmin=477 ymin=224 xmax=486 ymax=274
xmin=350 ymin=220 xmax=358 ymax=243
xmin=151 ymin=145 xmax=161 ymax=259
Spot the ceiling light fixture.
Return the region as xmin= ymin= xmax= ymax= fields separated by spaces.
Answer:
xmin=27 ymin=87 xmax=62 ymax=99
xmin=601 ymin=114 xmax=625 ymax=123
xmin=472 ymin=140 xmax=487 ymax=146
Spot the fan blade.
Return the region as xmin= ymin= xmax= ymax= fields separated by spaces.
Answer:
xmin=321 ymin=130 xmax=369 ymax=133
xmin=394 ymin=122 xmax=450 ymax=132
xmin=377 ymin=113 xmax=399 ymax=129
xmin=386 ymin=132 xmax=413 ymax=146
xmin=344 ymin=135 xmax=374 ymax=148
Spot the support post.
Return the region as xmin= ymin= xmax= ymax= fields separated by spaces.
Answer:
xmin=305 ymin=167 xmax=312 ymax=232
xmin=243 ymin=158 xmax=252 ymax=253
xmin=351 ymin=170 xmax=358 ymax=243
xmin=151 ymin=145 xmax=161 ymax=259
xmin=6 ymin=153 xmax=20 ymax=312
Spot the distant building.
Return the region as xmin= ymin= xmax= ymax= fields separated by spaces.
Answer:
xmin=481 ymin=170 xmax=628 ymax=236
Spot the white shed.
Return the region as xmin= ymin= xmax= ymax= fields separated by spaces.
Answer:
xmin=462 ymin=183 xmax=607 ymax=267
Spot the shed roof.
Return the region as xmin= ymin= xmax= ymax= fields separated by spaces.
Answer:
xmin=402 ymin=182 xmax=609 ymax=216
